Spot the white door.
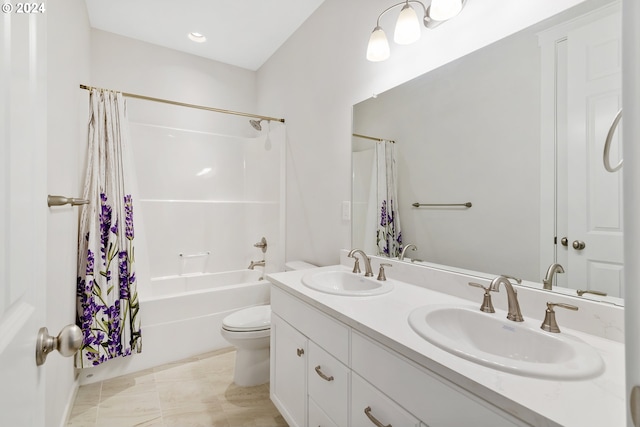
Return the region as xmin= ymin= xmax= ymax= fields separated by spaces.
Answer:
xmin=0 ymin=7 xmax=48 ymax=427
xmin=565 ymin=9 xmax=624 ymax=296
xmin=623 ymin=1 xmax=640 ymax=425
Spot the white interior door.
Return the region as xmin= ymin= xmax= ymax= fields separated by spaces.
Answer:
xmin=0 ymin=8 xmax=48 ymax=427
xmin=565 ymin=9 xmax=624 ymax=297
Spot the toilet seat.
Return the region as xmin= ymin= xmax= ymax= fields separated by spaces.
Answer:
xmin=222 ymin=305 xmax=271 ymax=332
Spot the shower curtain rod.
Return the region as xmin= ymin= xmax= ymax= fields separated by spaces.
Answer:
xmin=79 ymin=84 xmax=285 ymax=123
xmin=352 ymin=133 xmax=395 ymax=143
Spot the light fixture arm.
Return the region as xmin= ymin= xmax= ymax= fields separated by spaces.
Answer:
xmin=375 ymin=0 xmax=428 ymax=28
xmin=366 ymin=0 xmax=467 ymax=62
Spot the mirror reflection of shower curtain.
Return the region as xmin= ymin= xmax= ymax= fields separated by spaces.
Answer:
xmin=373 ymin=140 xmax=402 ymax=257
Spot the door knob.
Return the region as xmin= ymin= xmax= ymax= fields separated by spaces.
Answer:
xmin=560 ymin=237 xmax=569 ymax=247
xmin=35 ymin=324 xmax=83 ymax=366
xmin=572 ymin=240 xmax=586 ymax=250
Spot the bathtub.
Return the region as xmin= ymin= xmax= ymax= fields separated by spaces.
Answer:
xmin=79 ymin=269 xmax=270 ymax=384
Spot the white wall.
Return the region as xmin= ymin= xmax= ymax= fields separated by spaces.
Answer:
xmin=256 ymin=0 xmax=585 ymax=267
xmin=46 ymin=1 xmax=91 ymax=425
xmin=90 ymin=29 xmax=258 ymax=136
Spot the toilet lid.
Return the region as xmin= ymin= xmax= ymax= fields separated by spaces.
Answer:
xmin=222 ymin=305 xmax=271 ymax=332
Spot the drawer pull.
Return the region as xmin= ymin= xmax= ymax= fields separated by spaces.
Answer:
xmin=314 ymin=365 xmax=334 ymax=382
xmin=297 ymin=348 xmax=304 ymax=357
xmin=364 ymin=406 xmax=392 ymax=427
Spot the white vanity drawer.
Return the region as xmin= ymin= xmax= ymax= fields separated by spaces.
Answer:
xmin=351 ymin=373 xmax=421 ymax=427
xmin=308 ymin=397 xmax=340 ymax=427
xmin=351 ymin=331 xmax=525 ymax=427
xmin=271 ymin=286 xmax=349 ymax=363
xmin=308 ymin=341 xmax=349 ymax=427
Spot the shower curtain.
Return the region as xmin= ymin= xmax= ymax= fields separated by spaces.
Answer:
xmin=76 ymin=89 xmax=142 ymax=367
xmin=376 ymin=140 xmax=402 ymax=257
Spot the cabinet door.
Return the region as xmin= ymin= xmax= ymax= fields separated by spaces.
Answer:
xmin=271 ymin=314 xmax=308 ymax=427
xmin=351 ymin=373 xmax=422 ymax=427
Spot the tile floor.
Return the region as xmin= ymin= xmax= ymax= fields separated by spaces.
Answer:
xmin=66 ymin=347 xmax=288 ymax=427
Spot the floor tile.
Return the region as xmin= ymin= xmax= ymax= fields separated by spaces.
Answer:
xmin=67 ymin=349 xmax=287 ymax=427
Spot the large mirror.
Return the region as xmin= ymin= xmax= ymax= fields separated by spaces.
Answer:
xmin=352 ymin=0 xmax=624 ymax=305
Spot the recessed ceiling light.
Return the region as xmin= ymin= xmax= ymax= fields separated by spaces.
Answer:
xmin=188 ymin=32 xmax=206 ymax=43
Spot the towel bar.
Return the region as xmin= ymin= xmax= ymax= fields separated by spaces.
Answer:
xmin=412 ymin=202 xmax=472 ymax=208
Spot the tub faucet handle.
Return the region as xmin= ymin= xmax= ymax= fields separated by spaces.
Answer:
xmin=253 ymin=237 xmax=268 ymax=253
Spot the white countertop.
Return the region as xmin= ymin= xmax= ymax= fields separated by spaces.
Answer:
xmin=267 ymin=264 xmax=625 ymax=427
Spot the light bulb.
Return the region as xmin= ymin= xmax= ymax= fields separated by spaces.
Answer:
xmin=188 ymin=32 xmax=207 ymax=43
xmin=394 ymin=3 xmax=421 ymax=45
xmin=366 ymin=26 xmax=390 ymax=62
xmin=429 ymin=0 xmax=462 ymax=21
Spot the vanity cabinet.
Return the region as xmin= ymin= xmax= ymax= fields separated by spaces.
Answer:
xmin=270 ymin=285 xmax=528 ymax=427
xmin=270 ymin=286 xmax=350 ymax=427
xmin=271 ymin=313 xmax=307 ymax=427
xmin=351 ymin=331 xmax=526 ymax=427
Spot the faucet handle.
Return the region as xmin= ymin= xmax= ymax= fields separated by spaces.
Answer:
xmin=501 ymin=274 xmax=522 ymax=284
xmin=468 ymin=282 xmax=496 ymax=313
xmin=540 ymin=302 xmax=579 ymax=333
xmin=377 ymin=263 xmax=392 ymax=281
xmin=351 ymin=257 xmax=361 ymax=274
xmin=576 ymin=289 xmax=607 ymax=297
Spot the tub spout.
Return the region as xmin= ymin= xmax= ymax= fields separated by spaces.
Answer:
xmin=248 ymin=260 xmax=265 ymax=270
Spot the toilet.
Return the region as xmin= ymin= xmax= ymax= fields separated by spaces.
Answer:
xmin=221 ymin=260 xmax=317 ymax=387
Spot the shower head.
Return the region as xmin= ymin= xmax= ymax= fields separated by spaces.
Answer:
xmin=249 ymin=119 xmax=263 ymax=131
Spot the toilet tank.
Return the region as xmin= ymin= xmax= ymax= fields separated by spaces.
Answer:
xmin=284 ymin=260 xmax=317 ymax=271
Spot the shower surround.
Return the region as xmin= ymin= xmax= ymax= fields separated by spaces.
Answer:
xmin=78 ymin=103 xmax=285 ymax=384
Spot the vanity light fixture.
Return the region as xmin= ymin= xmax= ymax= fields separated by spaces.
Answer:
xmin=366 ymin=0 xmax=465 ymax=62
xmin=188 ymin=32 xmax=207 ymax=43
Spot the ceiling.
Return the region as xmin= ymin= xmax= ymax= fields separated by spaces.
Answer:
xmin=84 ymin=0 xmax=326 ymax=71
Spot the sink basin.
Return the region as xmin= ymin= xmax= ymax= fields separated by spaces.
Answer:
xmin=301 ymin=270 xmax=394 ymax=296
xmin=408 ymin=304 xmax=604 ymax=380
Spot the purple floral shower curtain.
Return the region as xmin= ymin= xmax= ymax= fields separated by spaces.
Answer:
xmin=76 ymin=89 xmax=142 ymax=367
xmin=376 ymin=140 xmax=402 ymax=257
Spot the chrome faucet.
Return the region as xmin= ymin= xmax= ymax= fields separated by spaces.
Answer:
xmin=542 ymin=263 xmax=565 ymax=290
xmin=248 ymin=260 xmax=265 ymax=270
xmin=399 ymin=244 xmax=417 ymax=261
xmin=540 ymin=302 xmax=578 ymax=333
xmin=348 ymin=249 xmax=373 ymax=277
xmin=489 ymin=275 xmax=524 ymax=322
